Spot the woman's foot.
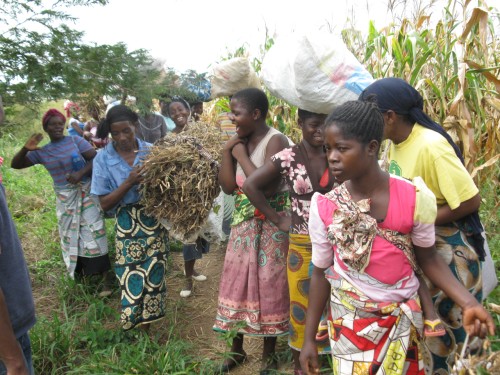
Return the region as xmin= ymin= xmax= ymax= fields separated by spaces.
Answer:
xmin=98 ymin=271 xmax=114 ymax=297
xmin=183 ymin=268 xmax=207 ymax=281
xmin=219 ymin=350 xmax=247 ymax=373
xmin=180 ymin=278 xmax=193 ymax=298
xmin=98 ymin=284 xmax=113 ymax=298
xmin=192 ymin=269 xmax=207 ymax=281
xmin=424 ymin=319 xmax=446 ymax=337
xmin=260 ymin=354 xmax=278 ymax=375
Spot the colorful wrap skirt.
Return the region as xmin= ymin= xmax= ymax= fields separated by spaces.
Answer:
xmin=214 ymin=191 xmax=290 ymax=336
xmin=423 ymin=224 xmax=483 ymax=374
xmin=325 ymin=267 xmax=426 ymax=375
xmin=55 ymin=181 xmax=109 ymax=278
xmin=288 ymin=234 xmax=330 ymax=354
xmin=115 ymin=204 xmax=169 ymax=331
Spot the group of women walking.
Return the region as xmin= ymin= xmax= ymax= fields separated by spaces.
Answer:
xmin=211 ymin=82 xmax=494 ymax=375
xmin=8 ymin=78 xmax=495 ymax=375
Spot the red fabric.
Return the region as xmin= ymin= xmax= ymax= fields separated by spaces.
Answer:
xmin=319 ymin=167 xmax=330 ymax=188
xmin=42 ymin=109 xmax=66 ymax=127
xmin=63 ymin=101 xmax=80 ymax=117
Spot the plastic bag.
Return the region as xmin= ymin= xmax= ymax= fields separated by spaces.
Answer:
xmin=200 ymin=191 xmax=227 ymax=244
xmin=261 ymin=31 xmax=374 ymax=114
xmin=209 ymin=57 xmax=261 ymax=99
xmin=159 ymin=191 xmax=227 ymax=244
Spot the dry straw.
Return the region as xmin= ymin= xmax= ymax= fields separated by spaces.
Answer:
xmin=140 ymin=122 xmax=223 ymax=242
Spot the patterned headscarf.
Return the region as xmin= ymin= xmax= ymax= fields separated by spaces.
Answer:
xmin=42 ymin=109 xmax=66 ymax=128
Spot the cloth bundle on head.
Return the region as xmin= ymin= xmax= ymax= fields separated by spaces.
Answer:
xmin=42 ymin=109 xmax=66 ymax=128
xmin=359 ymin=77 xmax=485 ymax=260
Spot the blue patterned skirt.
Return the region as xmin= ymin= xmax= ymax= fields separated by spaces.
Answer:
xmin=115 ymin=204 xmax=169 ymax=330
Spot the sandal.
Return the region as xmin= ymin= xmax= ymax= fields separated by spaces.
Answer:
xmin=315 ymin=319 xmax=329 ymax=342
xmin=180 ymin=279 xmax=193 ymax=298
xmin=424 ymin=319 xmax=446 ymax=337
xmin=192 ymin=271 xmax=207 ymax=282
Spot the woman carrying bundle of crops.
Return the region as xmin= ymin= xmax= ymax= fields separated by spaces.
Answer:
xmin=359 ymin=78 xmax=494 ymax=373
xmin=167 ymin=96 xmax=209 ymax=297
xmin=213 ymin=88 xmax=291 ymax=374
xmin=11 ymin=109 xmax=111 ymax=290
xmin=243 ymin=109 xmax=334 ymax=374
xmin=91 ymin=105 xmax=169 ymax=331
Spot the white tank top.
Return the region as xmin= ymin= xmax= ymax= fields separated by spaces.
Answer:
xmin=235 ymin=127 xmax=287 ymax=192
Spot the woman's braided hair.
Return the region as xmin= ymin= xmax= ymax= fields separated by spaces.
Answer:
xmin=325 ymin=98 xmax=384 ymax=146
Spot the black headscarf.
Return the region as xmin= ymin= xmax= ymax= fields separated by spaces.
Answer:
xmin=359 ymin=77 xmax=485 ymax=260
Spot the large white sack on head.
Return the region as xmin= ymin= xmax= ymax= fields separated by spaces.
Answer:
xmin=209 ymin=57 xmax=261 ymax=99
xmin=261 ymin=31 xmax=374 ymax=114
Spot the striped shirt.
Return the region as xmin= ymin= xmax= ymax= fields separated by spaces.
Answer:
xmin=27 ymin=136 xmax=93 ymax=186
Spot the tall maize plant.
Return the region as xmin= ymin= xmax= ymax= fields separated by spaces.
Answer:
xmin=343 ymin=0 xmax=499 ymax=185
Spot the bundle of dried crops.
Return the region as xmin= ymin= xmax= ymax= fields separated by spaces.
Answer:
xmin=140 ymin=122 xmax=223 ymax=242
xmin=452 ymin=340 xmax=500 ymax=374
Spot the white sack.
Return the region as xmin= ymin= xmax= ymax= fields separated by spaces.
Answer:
xmin=209 ymin=57 xmax=261 ymax=99
xmin=261 ymin=31 xmax=374 ymax=114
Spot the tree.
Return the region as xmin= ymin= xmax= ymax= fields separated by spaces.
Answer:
xmin=0 ymin=0 xmax=166 ymax=112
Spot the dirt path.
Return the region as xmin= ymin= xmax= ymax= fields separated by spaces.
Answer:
xmin=166 ymin=243 xmax=294 ymax=375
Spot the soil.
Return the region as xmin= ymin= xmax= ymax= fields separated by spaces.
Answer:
xmin=165 ymin=243 xmax=294 ymax=375
xmin=27 ymin=238 xmax=294 ymax=375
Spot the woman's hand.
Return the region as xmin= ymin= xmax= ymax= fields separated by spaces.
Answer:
xmin=275 ymin=215 xmax=291 ymax=232
xmin=24 ymin=133 xmax=43 ymax=151
xmin=83 ymin=131 xmax=93 ymax=141
xmin=299 ymin=341 xmax=320 ymax=375
xmin=462 ymin=302 xmax=496 ymax=338
xmin=231 ymin=142 xmax=248 ymax=161
xmin=66 ymin=170 xmax=84 ymax=184
xmin=126 ymin=165 xmax=144 ymax=186
xmin=223 ymin=134 xmax=245 ymax=153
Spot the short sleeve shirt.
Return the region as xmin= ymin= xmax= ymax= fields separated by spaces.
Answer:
xmin=91 ymin=138 xmax=151 ymax=208
xmin=388 ymin=124 xmax=478 ymax=209
xmin=27 ymin=136 xmax=93 ymax=186
xmin=310 ymin=176 xmax=436 ymax=284
xmin=271 ymin=144 xmax=333 ymax=234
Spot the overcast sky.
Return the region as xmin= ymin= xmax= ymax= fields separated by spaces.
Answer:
xmin=68 ymin=0 xmax=449 ymax=73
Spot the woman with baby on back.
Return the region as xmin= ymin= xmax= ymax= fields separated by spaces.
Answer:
xmin=299 ymin=99 xmax=494 ymax=375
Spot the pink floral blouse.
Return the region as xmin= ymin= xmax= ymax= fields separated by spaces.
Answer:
xmin=271 ymin=143 xmax=334 ymax=235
